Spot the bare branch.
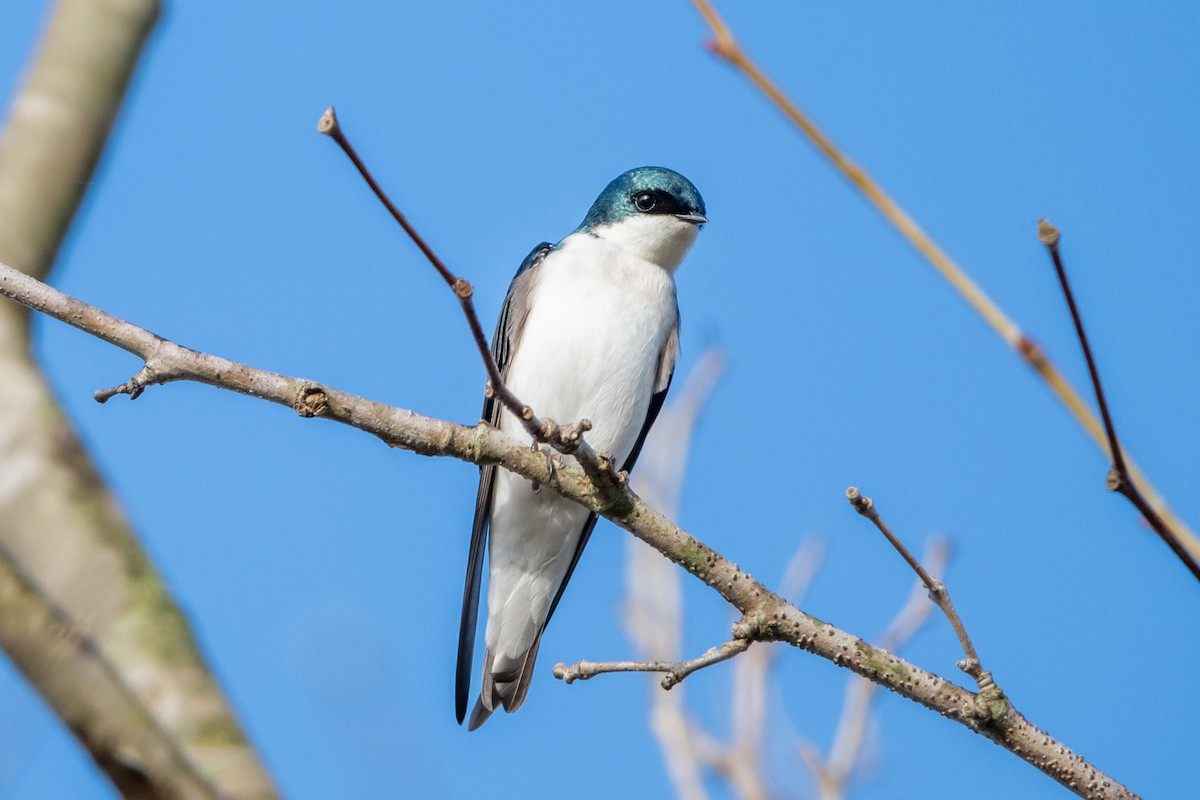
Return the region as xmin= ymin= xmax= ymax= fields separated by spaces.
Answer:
xmin=0 ymin=543 xmax=220 ymax=800
xmin=0 ymin=1 xmax=277 ymax=796
xmin=317 ymin=106 xmax=546 ymax=439
xmin=0 ymin=261 xmax=1138 ymax=800
xmin=846 ymin=487 xmax=993 ymax=691
xmin=1038 ymin=220 xmax=1200 ymax=582
xmin=554 ymin=635 xmax=752 ymax=690
xmin=316 ymin=107 xmax=631 ymax=499
xmin=687 ymin=0 xmax=1200 ymax=563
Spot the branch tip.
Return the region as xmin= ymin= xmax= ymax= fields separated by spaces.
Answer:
xmin=1037 ymin=218 xmax=1060 ymax=248
xmin=317 ymin=105 xmax=339 ymax=136
xmin=1042 ymin=224 xmax=1200 ymax=581
xmin=845 ymin=486 xmax=872 ymax=515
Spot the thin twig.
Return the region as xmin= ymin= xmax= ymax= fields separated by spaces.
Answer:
xmin=316 ymin=107 xmax=625 ymax=494
xmin=316 ymin=107 xmax=545 ymax=441
xmin=688 ymin=0 xmax=1200 ymax=562
xmin=1039 ymin=220 xmax=1200 ymax=583
xmin=846 ymin=488 xmax=993 ymax=691
xmin=553 ymin=636 xmax=752 ymax=690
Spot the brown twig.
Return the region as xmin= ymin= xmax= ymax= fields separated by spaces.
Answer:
xmin=315 ymin=107 xmax=625 ymax=492
xmin=316 ymin=107 xmax=545 ymax=441
xmin=553 ymin=635 xmax=752 ymax=690
xmin=846 ymin=488 xmax=993 ymax=692
xmin=1039 ymin=220 xmax=1200 ymax=583
xmin=688 ymin=0 xmax=1200 ymax=562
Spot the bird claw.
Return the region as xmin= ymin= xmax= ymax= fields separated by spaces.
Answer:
xmin=530 ymin=445 xmax=564 ymax=495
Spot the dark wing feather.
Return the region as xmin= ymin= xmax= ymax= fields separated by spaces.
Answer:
xmin=543 ymin=318 xmax=680 ymax=627
xmin=455 ymin=243 xmax=550 ymax=724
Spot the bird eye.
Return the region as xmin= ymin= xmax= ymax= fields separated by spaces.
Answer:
xmin=633 ymin=192 xmax=656 ymax=212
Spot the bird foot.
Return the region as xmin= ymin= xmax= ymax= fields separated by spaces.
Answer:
xmin=530 ymin=443 xmax=565 ymax=494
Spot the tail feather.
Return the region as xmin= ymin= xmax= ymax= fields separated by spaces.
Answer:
xmin=466 ymin=636 xmax=544 ymax=731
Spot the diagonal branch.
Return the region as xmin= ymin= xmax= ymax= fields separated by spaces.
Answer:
xmin=316 ymin=107 xmax=543 ymax=440
xmin=688 ymin=0 xmax=1199 ymax=564
xmin=316 ymin=108 xmax=614 ymax=487
xmin=847 ymin=487 xmax=993 ymax=692
xmin=0 ymin=261 xmax=1138 ymax=800
xmin=0 ymin=542 xmax=221 ymax=800
xmin=0 ymin=1 xmax=277 ymax=797
xmin=1038 ymin=220 xmax=1200 ymax=582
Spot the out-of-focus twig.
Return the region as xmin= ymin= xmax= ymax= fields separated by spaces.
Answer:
xmin=1038 ymin=220 xmax=1200 ymax=582
xmin=798 ymin=541 xmax=950 ymax=800
xmin=688 ymin=0 xmax=1199 ymax=562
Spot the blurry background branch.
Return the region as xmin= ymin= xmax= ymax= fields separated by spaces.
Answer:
xmin=688 ymin=0 xmax=1200 ymax=566
xmin=625 ymin=358 xmax=972 ymax=800
xmin=0 ymin=1 xmax=277 ymax=797
xmin=798 ymin=541 xmax=948 ymax=800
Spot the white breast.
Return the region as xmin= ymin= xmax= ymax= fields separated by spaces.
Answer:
xmin=483 ymin=230 xmax=680 ymax=659
xmin=499 ymin=231 xmax=678 ymax=459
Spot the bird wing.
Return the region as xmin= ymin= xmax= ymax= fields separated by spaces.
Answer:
xmin=467 ymin=313 xmax=680 ymax=729
xmin=455 ymin=242 xmax=550 ymax=725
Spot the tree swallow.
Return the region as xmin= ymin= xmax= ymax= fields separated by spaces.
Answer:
xmin=456 ymin=166 xmax=707 ymax=729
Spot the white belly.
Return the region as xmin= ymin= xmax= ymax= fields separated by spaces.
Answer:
xmin=484 ymin=232 xmax=678 ymax=658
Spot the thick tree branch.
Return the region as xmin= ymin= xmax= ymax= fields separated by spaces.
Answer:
xmin=0 ymin=261 xmax=1137 ymax=800
xmin=0 ymin=543 xmax=220 ymax=800
xmin=0 ymin=2 xmax=277 ymax=797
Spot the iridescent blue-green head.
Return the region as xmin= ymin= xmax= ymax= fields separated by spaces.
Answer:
xmin=575 ymin=166 xmax=707 ymax=271
xmin=578 ymin=166 xmax=707 ymax=230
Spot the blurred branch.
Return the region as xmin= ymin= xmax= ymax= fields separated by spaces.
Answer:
xmin=0 ymin=2 xmax=277 ymax=797
xmin=688 ymin=0 xmax=1200 ymax=565
xmin=1038 ymin=220 xmax=1200 ymax=581
xmin=622 ymin=350 xmax=727 ymax=800
xmin=799 ymin=541 xmax=949 ymax=800
xmin=0 ymin=263 xmax=1139 ymax=798
xmin=0 ymin=544 xmax=219 ymax=800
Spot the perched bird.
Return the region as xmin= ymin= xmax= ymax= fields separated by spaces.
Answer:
xmin=456 ymin=167 xmax=707 ymax=729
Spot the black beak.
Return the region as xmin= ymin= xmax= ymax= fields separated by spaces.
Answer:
xmin=675 ymin=212 xmax=708 ymax=225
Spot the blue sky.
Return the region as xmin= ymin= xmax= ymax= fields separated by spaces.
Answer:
xmin=2 ymin=2 xmax=1198 ymax=798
